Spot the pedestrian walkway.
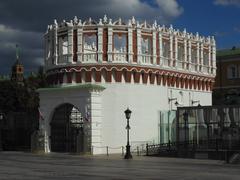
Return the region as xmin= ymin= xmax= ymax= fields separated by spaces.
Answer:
xmin=0 ymin=151 xmax=239 ymax=180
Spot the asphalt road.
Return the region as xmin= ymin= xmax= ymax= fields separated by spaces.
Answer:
xmin=0 ymin=152 xmax=239 ymax=180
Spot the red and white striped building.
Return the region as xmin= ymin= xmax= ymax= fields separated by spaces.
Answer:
xmin=39 ymin=16 xmax=216 ymax=154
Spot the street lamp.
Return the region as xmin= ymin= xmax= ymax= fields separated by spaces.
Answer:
xmin=124 ymin=108 xmax=132 ymax=159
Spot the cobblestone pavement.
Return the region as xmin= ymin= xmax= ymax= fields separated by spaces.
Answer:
xmin=0 ymin=152 xmax=240 ymax=180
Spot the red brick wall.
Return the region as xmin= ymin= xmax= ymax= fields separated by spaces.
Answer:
xmin=73 ymin=29 xmax=77 ymax=62
xmin=132 ymin=30 xmax=137 ymax=63
xmin=103 ymin=28 xmax=108 ymax=61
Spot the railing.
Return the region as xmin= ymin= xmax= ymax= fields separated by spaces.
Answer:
xmin=47 ymin=53 xmax=216 ymax=77
xmin=141 ymin=54 xmax=152 ymax=64
xmin=91 ymin=146 xmax=124 ymax=156
xmin=91 ymin=145 xmax=146 ymax=156
xmin=58 ymin=55 xmax=68 ymax=64
xmin=113 ymin=52 xmax=127 ymax=63
xmin=146 ymin=139 xmax=240 ymax=156
xmin=162 ymin=57 xmax=170 ymax=66
xmin=202 ymin=65 xmax=209 ymax=74
xmin=176 ymin=60 xmax=184 ymax=69
xmin=83 ymin=52 xmax=97 ymax=63
xmin=189 ymin=63 xmax=195 ymax=72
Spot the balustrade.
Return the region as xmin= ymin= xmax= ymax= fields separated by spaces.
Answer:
xmin=45 ymin=16 xmax=216 ymax=77
xmin=83 ymin=53 xmax=97 ymax=63
xmin=58 ymin=55 xmax=68 ymax=64
xmin=113 ymin=52 xmax=127 ymax=63
xmin=202 ymin=65 xmax=209 ymax=74
xmin=163 ymin=57 xmax=170 ymax=67
xmin=141 ymin=54 xmax=152 ymax=64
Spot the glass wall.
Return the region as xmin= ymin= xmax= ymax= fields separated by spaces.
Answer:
xmin=159 ymin=110 xmax=176 ymax=144
xmin=177 ymin=106 xmax=240 ymax=149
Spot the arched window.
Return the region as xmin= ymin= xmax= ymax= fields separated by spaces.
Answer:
xmin=177 ymin=45 xmax=184 ymax=61
xmin=163 ymin=41 xmax=170 ymax=58
xmin=141 ymin=36 xmax=152 ymax=55
xmin=227 ymin=65 xmax=238 ymax=79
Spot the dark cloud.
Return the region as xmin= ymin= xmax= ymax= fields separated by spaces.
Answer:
xmin=0 ymin=0 xmax=183 ymax=75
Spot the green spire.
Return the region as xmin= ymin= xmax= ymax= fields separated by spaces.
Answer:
xmin=16 ymin=44 xmax=19 ymax=60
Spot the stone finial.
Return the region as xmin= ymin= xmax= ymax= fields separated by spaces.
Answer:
xmin=153 ymin=20 xmax=157 ymax=28
xmin=144 ymin=20 xmax=147 ymax=28
xmin=211 ymin=36 xmax=216 ymax=45
xmin=132 ymin=16 xmax=136 ymax=25
xmin=89 ymin=17 xmax=92 ymax=23
xmin=128 ymin=19 xmax=132 ymax=26
xmin=196 ymin=32 xmax=199 ymax=37
xmin=136 ymin=21 xmax=140 ymax=28
xmin=207 ymin=36 xmax=211 ymax=43
xmin=103 ymin=14 xmax=108 ymax=23
xmin=109 ymin=18 xmax=112 ymax=25
xmin=67 ymin=20 xmax=73 ymax=27
xmin=99 ymin=18 xmax=103 ymax=25
xmin=78 ymin=19 xmax=82 ymax=26
xmin=54 ymin=19 xmax=58 ymax=26
xmin=73 ymin=16 xmax=78 ymax=24
xmin=183 ymin=28 xmax=186 ymax=34
xmin=118 ymin=18 xmax=122 ymax=25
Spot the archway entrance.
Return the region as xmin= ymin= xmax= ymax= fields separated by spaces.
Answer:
xmin=50 ymin=103 xmax=91 ymax=153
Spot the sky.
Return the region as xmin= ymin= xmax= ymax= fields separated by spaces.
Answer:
xmin=0 ymin=0 xmax=240 ymax=75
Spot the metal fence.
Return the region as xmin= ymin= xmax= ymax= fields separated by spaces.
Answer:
xmin=147 ymin=105 xmax=240 ymax=161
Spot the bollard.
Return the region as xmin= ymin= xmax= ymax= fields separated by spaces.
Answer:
xmin=121 ymin=146 xmax=124 ymax=156
xmin=137 ymin=146 xmax=139 ymax=156
xmin=106 ymin=146 xmax=109 ymax=156
xmin=168 ymin=140 xmax=171 ymax=151
xmin=146 ymin=143 xmax=149 ymax=156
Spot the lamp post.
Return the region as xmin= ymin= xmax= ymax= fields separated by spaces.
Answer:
xmin=124 ymin=108 xmax=132 ymax=159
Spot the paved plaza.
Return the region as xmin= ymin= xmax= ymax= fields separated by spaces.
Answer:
xmin=0 ymin=152 xmax=240 ymax=180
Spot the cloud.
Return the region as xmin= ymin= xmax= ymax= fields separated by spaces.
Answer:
xmin=0 ymin=0 xmax=183 ymax=32
xmin=233 ymin=27 xmax=240 ymax=32
xmin=0 ymin=24 xmax=43 ymax=74
xmin=214 ymin=0 xmax=240 ymax=6
xmin=0 ymin=0 xmax=183 ymax=75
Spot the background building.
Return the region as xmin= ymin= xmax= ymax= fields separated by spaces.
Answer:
xmin=39 ymin=16 xmax=216 ymax=154
xmin=213 ymin=47 xmax=240 ymax=105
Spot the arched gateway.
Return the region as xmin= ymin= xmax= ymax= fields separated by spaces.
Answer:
xmin=50 ymin=103 xmax=91 ymax=153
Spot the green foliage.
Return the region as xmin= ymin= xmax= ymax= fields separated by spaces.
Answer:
xmin=0 ymin=66 xmax=47 ymax=112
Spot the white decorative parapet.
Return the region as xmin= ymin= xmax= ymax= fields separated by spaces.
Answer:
xmin=113 ymin=52 xmax=127 ymax=63
xmin=83 ymin=53 xmax=97 ymax=63
xmin=59 ymin=55 xmax=68 ymax=64
xmin=44 ymin=16 xmax=216 ymax=77
xmin=141 ymin=54 xmax=152 ymax=64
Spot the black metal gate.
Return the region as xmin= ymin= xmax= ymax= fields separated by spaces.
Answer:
xmin=50 ymin=104 xmax=91 ymax=153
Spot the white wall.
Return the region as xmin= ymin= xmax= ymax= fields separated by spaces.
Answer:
xmin=39 ymin=83 xmax=212 ymax=154
xmin=100 ymin=82 xmax=212 ymax=152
